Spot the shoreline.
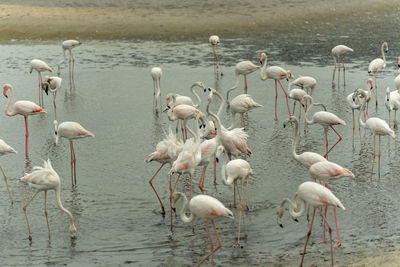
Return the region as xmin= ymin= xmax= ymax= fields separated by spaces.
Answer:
xmin=0 ymin=1 xmax=398 ymax=40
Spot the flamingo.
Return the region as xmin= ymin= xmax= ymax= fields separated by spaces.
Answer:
xmin=226 ymin=93 xmax=262 ymax=130
xmin=289 ymin=75 xmax=317 ymax=112
xmin=216 ymin=145 xmax=252 ymax=246
xmin=165 ymin=81 xmax=205 ymax=108
xmin=304 ymin=95 xmax=346 ymax=159
xmin=309 ymin=161 xmax=355 ymax=247
xmin=395 ymin=69 xmax=400 ymax=91
xmin=385 ymin=87 xmax=400 ymax=129
xmin=368 ymin=41 xmax=388 ymax=106
xmin=55 ymin=121 xmax=95 ymax=186
xmin=146 ymin=128 xmax=183 ymax=215
xmin=259 ymin=52 xmax=293 ymax=120
xmin=42 ymin=76 xmax=62 ymax=122
xmin=171 ymin=192 xmax=234 ymax=266
xmin=151 ymin=67 xmax=162 ymax=114
xmin=207 ymin=88 xmax=251 ymax=159
xmin=228 ymin=59 xmax=260 ymax=95
xmin=30 ymin=59 xmax=53 ymax=107
xmin=354 ymin=89 xmax=395 ymax=179
xmin=277 ymin=181 xmax=345 ymax=267
xmin=57 ymin=40 xmax=82 ymax=89
xmin=3 ymin=84 xmax=46 ymax=158
xmin=209 ymin=35 xmax=223 ymax=77
xmin=331 ymin=45 xmax=353 ymax=87
xmin=0 ymin=139 xmax=16 ymax=204
xmin=20 ymin=159 xmax=77 ymax=242
xmin=283 ymin=116 xmax=327 ymax=167
xmin=288 ymin=87 xmax=307 ymax=120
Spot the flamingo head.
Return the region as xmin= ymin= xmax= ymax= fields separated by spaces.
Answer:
xmin=383 ymin=42 xmax=388 ymax=53
xmin=286 ymin=70 xmax=294 ymax=81
xmin=42 ymin=82 xmax=50 ymax=95
xmin=3 ymin=84 xmax=11 ymax=98
xmin=209 ymin=35 xmax=220 ymax=45
xmin=215 ymin=145 xmax=225 ymax=160
xmin=398 ymin=56 xmax=400 ymax=68
xmin=70 ymin=223 xmax=77 ymax=238
xmin=283 ymin=116 xmax=297 ymax=128
xmin=367 ymin=78 xmax=373 ymax=90
xmin=259 ymin=52 xmax=267 ymax=65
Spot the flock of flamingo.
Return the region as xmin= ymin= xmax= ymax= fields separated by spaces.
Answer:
xmin=0 ymin=40 xmax=95 ymax=243
xmin=146 ymin=35 xmax=400 ymax=266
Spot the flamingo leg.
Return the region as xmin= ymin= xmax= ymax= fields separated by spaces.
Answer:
xmin=148 ymin=162 xmax=166 ymax=215
xmin=198 ymin=166 xmax=207 ymax=194
xmin=292 ymin=101 xmax=296 ymax=115
xmin=37 ymin=72 xmax=43 ymax=107
xmin=332 ymin=56 xmax=337 ymax=87
xmin=235 ymin=179 xmax=245 ymax=247
xmin=337 ymin=55 xmax=341 ymax=87
xmin=170 ymin=173 xmax=181 ymax=231
xmin=244 ymin=75 xmax=248 ymax=94
xmin=352 ymin=110 xmax=355 ymax=148
xmin=0 ymin=164 xmax=13 ymax=204
xmin=44 ymin=191 xmax=51 ymax=239
xmin=374 ymin=72 xmax=378 ymax=107
xmin=318 ymin=208 xmax=334 ymax=267
xmin=323 ymin=205 xmax=328 ymax=243
xmin=332 ymin=206 xmax=341 ymax=247
xmin=300 ymin=207 xmax=316 ymax=267
xmin=153 ymin=79 xmax=156 ymax=113
xmin=198 ymin=220 xmax=214 ymax=266
xmin=23 ymin=191 xmax=40 ymax=242
xmin=342 ymin=57 xmax=346 ymax=87
xmin=233 ymin=181 xmax=237 ymax=208
xmin=378 ymin=135 xmax=381 ymax=179
xmin=371 ymin=135 xmax=376 ymax=182
xmin=70 ymin=141 xmax=77 ymax=185
xmin=246 ymin=174 xmax=250 ymax=211
xmin=158 ymin=78 xmax=162 ymax=113
xmin=24 ymin=116 xmax=29 ymax=158
xmin=69 ymin=50 xmax=73 ymax=90
xmin=53 ymin=91 xmax=57 ymax=121
xmin=277 ymin=80 xmax=291 ymax=117
xmin=240 ymin=113 xmax=245 ymax=129
xmin=274 ymin=80 xmax=278 ymax=120
xmin=359 ymin=112 xmax=362 ymax=144
xmin=213 ymin=154 xmax=217 ymax=184
xmin=324 ymin=128 xmax=328 ymax=159
xmin=323 ymin=126 xmax=343 ymax=158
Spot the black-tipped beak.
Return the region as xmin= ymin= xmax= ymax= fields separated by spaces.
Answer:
xmin=260 ymin=60 xmax=263 ymax=65
xmin=55 ymin=131 xmax=57 ymax=135
xmin=279 ymin=224 xmax=283 ymax=228
xmin=172 ymin=208 xmax=176 ymax=213
xmin=294 ymin=219 xmax=299 ymax=222
xmin=4 ymin=95 xmax=7 ymax=98
xmin=283 ymin=123 xmax=287 ymax=128
xmin=204 ymin=88 xmax=207 ymax=92
xmin=216 ymin=157 xmax=219 ymax=163
xmin=45 ymin=89 xmax=49 ymax=95
xmin=208 ymin=88 xmax=211 ymax=91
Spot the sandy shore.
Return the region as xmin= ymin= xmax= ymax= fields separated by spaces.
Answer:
xmin=0 ymin=0 xmax=398 ymax=40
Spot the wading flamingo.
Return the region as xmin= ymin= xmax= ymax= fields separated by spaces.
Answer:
xmin=55 ymin=121 xmax=95 ymax=186
xmin=259 ymin=52 xmax=293 ymax=120
xmin=228 ymin=59 xmax=260 ymax=95
xmin=3 ymin=84 xmax=46 ymax=158
xmin=42 ymin=76 xmax=62 ymax=122
xmin=368 ymin=42 xmax=388 ymax=106
xmin=331 ymin=45 xmax=353 ymax=87
xmin=171 ymin=192 xmax=234 ymax=266
xmin=385 ymin=86 xmax=400 ymax=129
xmin=216 ymin=145 xmax=252 ymax=246
xmin=226 ymin=93 xmax=262 ymax=129
xmin=277 ymin=181 xmax=345 ymax=267
xmin=165 ymin=81 xmax=205 ymax=108
xmin=288 ymin=87 xmax=307 ymax=120
xmin=151 ymin=67 xmax=162 ymax=114
xmin=57 ymin=40 xmax=82 ymax=89
xmin=30 ymin=59 xmax=53 ymax=107
xmin=354 ymin=89 xmax=395 ymax=179
xmin=304 ymin=95 xmax=346 ymax=159
xmin=0 ymin=139 xmax=16 ymax=204
xmin=20 ymin=159 xmax=77 ymax=242
xmin=209 ymin=35 xmax=223 ymax=77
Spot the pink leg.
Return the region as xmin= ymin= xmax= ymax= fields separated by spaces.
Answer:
xmin=323 ymin=205 xmax=328 ymax=243
xmin=233 ymin=181 xmax=237 ymax=208
xmin=24 ymin=116 xmax=29 ymax=158
xmin=197 ymin=220 xmax=214 ymax=266
xmin=332 ymin=206 xmax=341 ymax=247
xmin=23 ymin=191 xmax=39 ymax=242
xmin=342 ymin=58 xmax=346 ymax=87
xmin=274 ymin=80 xmax=278 ymax=120
xmin=235 ymin=179 xmax=244 ymax=247
xmin=44 ymin=191 xmax=51 ymax=239
xmin=69 ymin=51 xmax=73 ymax=90
xmin=213 ymin=155 xmax=217 ymax=184
xmin=292 ymin=101 xmax=296 ymax=115
xmin=246 ymin=174 xmax=250 ymax=211
xmin=371 ymin=135 xmax=376 ymax=182
xmin=324 ymin=126 xmax=343 ymax=158
xmin=70 ymin=141 xmax=77 ymax=185
xmin=148 ymin=163 xmax=166 ymax=215
xmin=170 ymin=174 xmax=181 ymax=231
xmin=198 ymin=166 xmax=207 ymax=194
xmin=378 ymin=135 xmax=381 ymax=179
xmin=318 ymin=208 xmax=334 ymax=267
xmin=337 ymin=55 xmax=341 ymax=86
xmin=352 ymin=110 xmax=355 ymax=148
xmin=324 ymin=128 xmax=328 ymax=159
xmin=244 ymin=75 xmax=248 ymax=94
xmin=300 ymin=207 xmax=316 ymax=267
xmin=277 ymin=80 xmax=291 ymax=117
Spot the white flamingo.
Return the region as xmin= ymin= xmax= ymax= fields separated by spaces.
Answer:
xmin=331 ymin=45 xmax=353 ymax=87
xmin=368 ymin=41 xmax=388 ymax=106
xmin=151 ymin=67 xmax=162 ymax=113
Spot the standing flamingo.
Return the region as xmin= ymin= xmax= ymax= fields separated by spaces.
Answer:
xmin=171 ymin=192 xmax=234 ymax=266
xmin=259 ymin=52 xmax=293 ymax=120
xmin=209 ymin=35 xmax=223 ymax=78
xmin=30 ymin=59 xmax=53 ymax=107
xmin=309 ymin=161 xmax=355 ymax=247
xmin=165 ymin=81 xmax=205 ymax=108
xmin=283 ymin=116 xmax=327 ymax=167
xmin=151 ymin=67 xmax=162 ymax=114
xmin=288 ymin=87 xmax=307 ymax=120
xmin=20 ymin=159 xmax=77 ymax=242
xmin=3 ymin=84 xmax=46 ymax=158
xmin=226 ymin=93 xmax=262 ymax=129
xmin=277 ymin=181 xmax=345 ymax=267
xmin=331 ymin=45 xmax=353 ymax=87
xmin=354 ymin=89 xmax=395 ymax=179
xmin=0 ymin=139 xmax=16 ymax=204
xmin=146 ymin=128 xmax=183 ymax=215
xmin=57 ymin=40 xmax=82 ymax=89
xmin=217 ymin=145 xmax=252 ymax=246
xmin=368 ymin=42 xmax=388 ymax=107
xmin=228 ymin=59 xmax=260 ymax=95
xmin=55 ymin=121 xmax=95 ymax=186
xmin=42 ymin=76 xmax=62 ymax=122
xmin=304 ymin=95 xmax=346 ymax=159
xmin=290 ymin=76 xmax=317 ymax=96
xmin=385 ymin=87 xmax=400 ymax=129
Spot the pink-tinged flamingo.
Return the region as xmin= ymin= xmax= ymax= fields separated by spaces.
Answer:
xmin=354 ymin=89 xmax=395 ymax=179
xmin=309 ymin=161 xmax=355 ymax=247
xmin=55 ymin=121 xmax=95 ymax=186
xmin=283 ymin=116 xmax=327 ymax=167
xmin=0 ymin=139 xmax=16 ymax=204
xmin=30 ymin=59 xmax=53 ymax=107
xmin=3 ymin=84 xmax=47 ymax=158
xmin=216 ymin=145 xmax=252 ymax=247
xmin=259 ymin=52 xmax=293 ymax=120
xmin=290 ymin=76 xmax=317 ymax=96
xmin=277 ymin=181 xmax=345 ymax=267
xmin=20 ymin=159 xmax=77 ymax=242
xmin=207 ymin=88 xmax=251 ymax=159
xmin=368 ymin=42 xmax=388 ymax=107
xmin=42 ymin=76 xmax=62 ymax=122
xmin=165 ymin=81 xmax=205 ymax=108
xmin=288 ymin=87 xmax=307 ymax=120
xmin=228 ymin=59 xmax=260 ymax=95
xmin=171 ymin=192 xmax=234 ymax=266
xmin=331 ymin=45 xmax=353 ymax=87
xmin=385 ymin=86 xmax=400 ymax=129
xmin=146 ymin=128 xmax=183 ymax=215
xmin=304 ymin=95 xmax=346 ymax=159
xmin=226 ymin=93 xmax=262 ymax=129
xmin=151 ymin=67 xmax=162 ymax=114
xmin=209 ymin=35 xmax=223 ymax=77
xmin=57 ymin=40 xmax=82 ymax=89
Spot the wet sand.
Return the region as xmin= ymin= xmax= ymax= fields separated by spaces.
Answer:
xmin=0 ymin=0 xmax=398 ymax=40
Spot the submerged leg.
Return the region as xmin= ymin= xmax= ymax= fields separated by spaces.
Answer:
xmin=324 ymin=126 xmax=342 ymax=158
xmin=148 ymin=163 xmax=166 ymax=215
xmin=0 ymin=164 xmax=13 ymax=204
xmin=300 ymin=207 xmax=316 ymax=267
xmin=24 ymin=116 xmax=29 ymax=158
xmin=197 ymin=220 xmax=214 ymax=266
xmin=44 ymin=191 xmax=51 ymax=239
xmin=23 ymin=191 xmax=40 ymax=242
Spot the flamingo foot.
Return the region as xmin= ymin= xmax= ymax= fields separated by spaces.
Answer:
xmin=28 ymin=235 xmax=32 ymax=242
xmin=334 ymin=241 xmax=341 ymax=247
xmin=234 ymin=242 xmax=243 ymax=248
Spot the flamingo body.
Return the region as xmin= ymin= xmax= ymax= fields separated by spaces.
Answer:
xmin=309 ymin=161 xmax=355 ymax=183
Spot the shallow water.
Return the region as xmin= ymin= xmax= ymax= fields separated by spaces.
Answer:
xmin=1 ymin=28 xmax=400 ymax=266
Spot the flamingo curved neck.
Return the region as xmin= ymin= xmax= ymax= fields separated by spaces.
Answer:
xmin=55 ymin=186 xmax=76 ymax=234
xmin=207 ymin=98 xmax=223 ymax=142
xmin=381 ymin=43 xmax=386 ymax=65
xmin=304 ymin=96 xmax=314 ymax=125
xmin=177 ymin=192 xmax=196 ymax=223
xmin=291 ymin=119 xmax=301 ymax=160
xmin=260 ymin=56 xmax=268 ymax=80
xmin=226 ymin=76 xmax=240 ymax=104
xmin=4 ymin=87 xmax=15 ymax=117
xmin=358 ymin=92 xmax=367 ymax=128
xmin=190 ymin=83 xmax=202 ymax=108
xmin=278 ymin=194 xmax=306 ymax=220
xmin=220 ymin=150 xmax=231 ymax=185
